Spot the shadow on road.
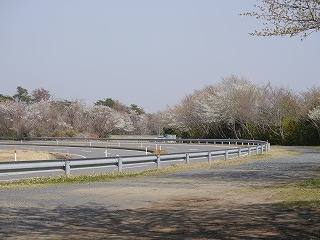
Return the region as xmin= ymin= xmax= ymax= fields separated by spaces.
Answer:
xmin=0 ymin=202 xmax=319 ymax=239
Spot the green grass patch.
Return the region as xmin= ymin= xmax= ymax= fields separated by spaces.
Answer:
xmin=0 ymin=162 xmax=223 ymax=190
xmin=274 ymin=179 xmax=320 ymax=210
xmin=0 ymin=170 xmax=160 ymax=190
xmin=297 ymin=178 xmax=320 ymax=188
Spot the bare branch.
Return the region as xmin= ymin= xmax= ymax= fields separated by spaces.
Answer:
xmin=242 ymin=0 xmax=320 ymax=38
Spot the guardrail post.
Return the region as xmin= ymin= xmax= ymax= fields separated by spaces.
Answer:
xmin=65 ymin=160 xmax=70 ymax=176
xmin=256 ymin=146 xmax=259 ymax=155
xmin=266 ymin=142 xmax=270 ymax=152
xmin=238 ymin=148 xmax=241 ymax=157
xmin=224 ymin=150 xmax=229 ymax=160
xmin=118 ymin=156 xmax=123 ymax=172
xmin=248 ymin=147 xmax=251 ymax=156
xmin=157 ymin=155 xmax=161 ymax=169
xmin=264 ymin=141 xmax=267 ymax=152
xmin=186 ymin=153 xmax=190 ymax=164
xmin=208 ymin=151 xmax=212 ymax=163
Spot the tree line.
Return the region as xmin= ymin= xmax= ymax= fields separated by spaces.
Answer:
xmin=1 ymin=77 xmax=320 ymax=145
xmin=158 ymin=76 xmax=320 ymax=145
xmin=0 ymin=87 xmax=152 ymax=138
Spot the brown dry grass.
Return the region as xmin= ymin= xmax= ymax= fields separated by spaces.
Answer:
xmin=0 ymin=150 xmax=70 ymax=162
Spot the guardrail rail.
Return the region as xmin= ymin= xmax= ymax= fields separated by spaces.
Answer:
xmin=0 ymin=138 xmax=270 ymax=179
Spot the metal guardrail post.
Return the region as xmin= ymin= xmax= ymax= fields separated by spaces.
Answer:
xmin=256 ymin=146 xmax=259 ymax=155
xmin=248 ymin=147 xmax=251 ymax=156
xmin=238 ymin=148 xmax=241 ymax=157
xmin=157 ymin=155 xmax=161 ymax=169
xmin=224 ymin=150 xmax=229 ymax=160
xmin=208 ymin=151 xmax=212 ymax=163
xmin=65 ymin=160 xmax=70 ymax=176
xmin=186 ymin=153 xmax=190 ymax=164
xmin=118 ymin=156 xmax=123 ymax=172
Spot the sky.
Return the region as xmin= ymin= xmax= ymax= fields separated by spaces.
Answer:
xmin=1 ymin=0 xmax=319 ymax=113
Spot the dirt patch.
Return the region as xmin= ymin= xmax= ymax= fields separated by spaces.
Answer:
xmin=0 ymin=150 xmax=70 ymax=162
xmin=1 ymin=176 xmax=319 ymax=239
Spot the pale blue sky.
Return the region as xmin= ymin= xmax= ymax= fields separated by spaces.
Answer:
xmin=1 ymin=0 xmax=319 ymax=112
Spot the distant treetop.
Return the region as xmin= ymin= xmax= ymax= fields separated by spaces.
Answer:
xmin=94 ymin=98 xmax=116 ymax=108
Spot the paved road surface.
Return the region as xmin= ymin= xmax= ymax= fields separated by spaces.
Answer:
xmin=0 ymin=140 xmax=237 ymax=158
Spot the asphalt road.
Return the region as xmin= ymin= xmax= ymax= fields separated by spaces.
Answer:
xmin=0 ymin=140 xmax=236 ymax=158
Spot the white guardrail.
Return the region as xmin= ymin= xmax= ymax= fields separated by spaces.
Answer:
xmin=0 ymin=138 xmax=270 ymax=177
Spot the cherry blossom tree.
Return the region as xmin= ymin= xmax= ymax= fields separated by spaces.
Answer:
xmin=244 ymin=0 xmax=320 ymax=38
xmin=89 ymin=105 xmax=134 ymax=137
xmin=258 ymin=83 xmax=300 ymax=144
xmin=217 ymin=76 xmax=259 ymax=139
xmin=31 ymin=88 xmax=52 ymax=102
xmin=0 ymin=101 xmax=16 ymax=136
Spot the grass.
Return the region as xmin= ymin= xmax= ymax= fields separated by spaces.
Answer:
xmin=274 ymin=179 xmax=320 ymax=210
xmin=0 ymin=150 xmax=70 ymax=162
xmin=0 ymin=171 xmax=151 ymax=190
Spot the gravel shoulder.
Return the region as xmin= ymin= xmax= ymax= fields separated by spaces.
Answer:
xmin=0 ymin=147 xmax=319 ymax=239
